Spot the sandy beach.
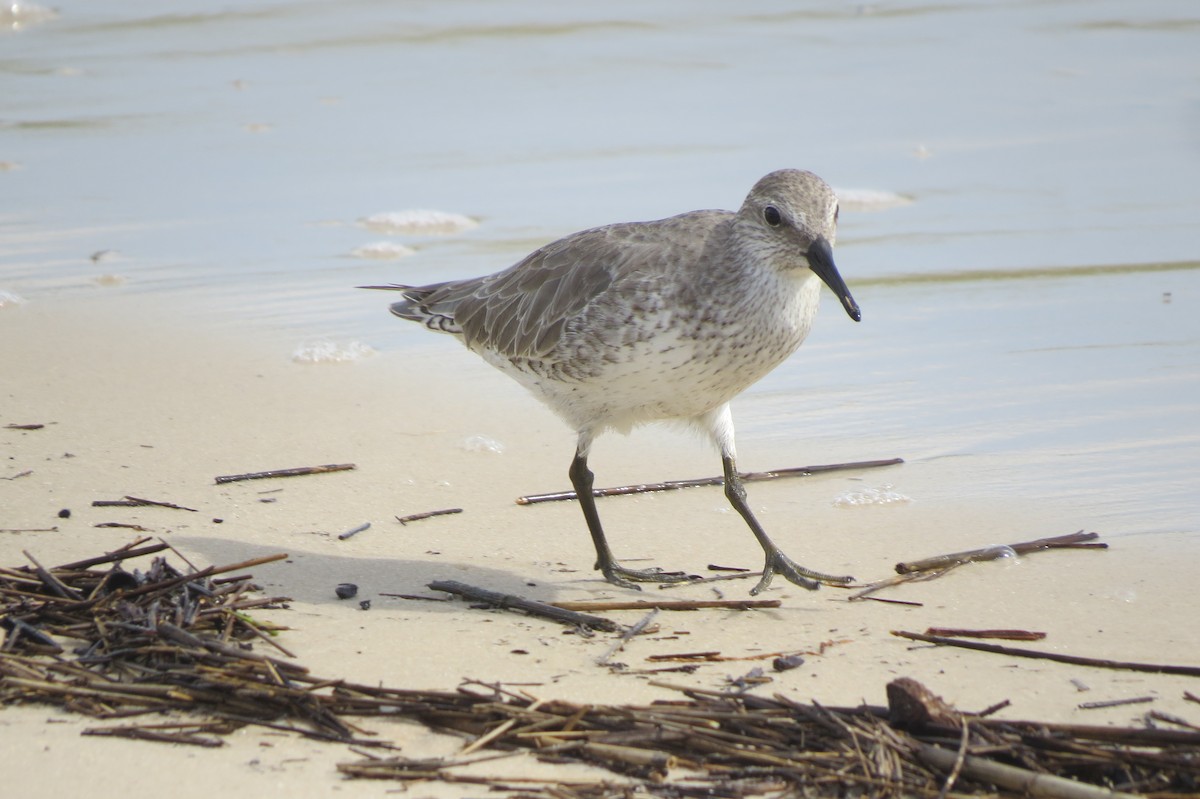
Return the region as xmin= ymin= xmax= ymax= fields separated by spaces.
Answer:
xmin=4 ymin=1 xmax=1199 ymax=794
xmin=3 ymin=290 xmax=1198 ymax=796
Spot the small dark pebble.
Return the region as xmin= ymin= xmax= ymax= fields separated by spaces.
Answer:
xmin=358 ymin=599 xmax=371 ymax=611
xmin=57 ymin=508 xmax=71 ymax=519
xmin=773 ymin=654 xmax=805 ymax=672
xmin=212 ymin=518 xmax=223 ymax=524
xmin=335 ymin=583 xmax=358 ymax=600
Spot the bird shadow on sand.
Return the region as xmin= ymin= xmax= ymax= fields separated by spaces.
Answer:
xmin=175 ymin=534 xmax=602 ymax=609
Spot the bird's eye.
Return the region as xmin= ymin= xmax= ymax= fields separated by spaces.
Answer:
xmin=763 ymin=205 xmax=782 ymax=227
xmin=834 ymin=204 xmax=840 ymax=225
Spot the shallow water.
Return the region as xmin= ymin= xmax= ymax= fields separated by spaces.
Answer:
xmin=2 ymin=1 xmax=1198 ymax=543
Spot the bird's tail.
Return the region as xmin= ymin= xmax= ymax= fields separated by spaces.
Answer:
xmin=359 ymin=283 xmax=461 ymax=334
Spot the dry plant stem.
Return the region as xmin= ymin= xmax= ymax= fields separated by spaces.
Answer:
xmin=1078 ymin=696 xmax=1155 ymax=710
xmin=852 ymin=532 xmax=1106 ymax=601
xmin=124 ymin=496 xmax=199 ymax=512
xmin=550 ymin=598 xmax=781 ymax=611
xmin=7 ymin=544 xmax=1200 ymax=797
xmin=894 ymin=531 xmax=1103 ymax=574
xmin=596 ymin=609 xmax=659 ymax=665
xmin=427 ymin=580 xmax=621 ymax=632
xmin=515 ymin=457 xmax=904 ymax=504
xmin=395 ymin=508 xmax=462 ymax=525
xmin=917 ymin=743 xmax=1143 ymax=799
xmin=337 ymin=522 xmax=371 ymax=541
xmin=213 ymin=463 xmax=356 ymax=484
xmin=924 ymin=628 xmax=1047 ymax=641
xmin=54 ymin=540 xmax=168 ymax=570
xmin=893 ymin=630 xmax=1200 ymax=676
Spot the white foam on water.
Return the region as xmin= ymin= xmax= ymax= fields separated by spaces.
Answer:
xmin=359 ymin=210 xmax=478 ymax=236
xmin=835 ymin=188 xmax=914 ymax=212
xmin=462 ymin=434 xmax=504 ymax=454
xmin=350 ymin=241 xmax=417 ymax=260
xmin=1 ymin=2 xmax=58 ymax=28
xmin=291 ymin=339 xmax=376 ymax=364
xmin=833 ymin=484 xmax=912 ymax=507
xmin=0 ymin=290 xmax=27 ymax=309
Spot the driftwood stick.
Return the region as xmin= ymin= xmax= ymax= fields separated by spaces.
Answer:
xmin=396 ymin=508 xmax=463 ymax=526
xmin=551 ymin=598 xmax=781 ymax=612
xmin=851 ymin=532 xmax=1105 ymax=600
xmin=849 ymin=567 xmax=956 ymax=600
xmin=895 ymin=531 xmax=1103 ymax=574
xmin=337 ymin=522 xmax=371 ymax=541
xmin=23 ymin=550 xmax=84 ymax=601
xmin=214 ymin=463 xmax=356 ymax=484
xmin=917 ymin=742 xmax=1143 ymax=799
xmin=54 ymin=540 xmax=168 ymax=571
xmin=428 ymin=580 xmax=621 ymax=632
xmin=515 ymin=457 xmax=904 ymax=504
xmin=124 ymin=496 xmax=199 ymax=512
xmin=596 ymin=609 xmax=659 ymax=665
xmin=924 ymin=628 xmax=1047 ymax=641
xmin=893 ymin=630 xmax=1200 ymax=677
xmin=1077 ymin=696 xmax=1155 ymax=710
xmin=120 ymin=553 xmax=289 ymax=599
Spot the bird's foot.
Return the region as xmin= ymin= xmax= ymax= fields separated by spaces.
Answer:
xmin=598 ymin=560 xmax=695 ymax=591
xmin=751 ymin=551 xmax=854 ymax=596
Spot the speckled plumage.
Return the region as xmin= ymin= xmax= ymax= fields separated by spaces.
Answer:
xmin=371 ymin=169 xmax=862 ymax=594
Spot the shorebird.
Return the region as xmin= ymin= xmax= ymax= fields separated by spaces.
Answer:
xmin=367 ymin=169 xmax=861 ymax=594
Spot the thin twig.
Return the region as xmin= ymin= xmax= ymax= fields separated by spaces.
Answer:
xmin=337 ymin=522 xmax=371 ymax=541
xmin=893 ymin=630 xmax=1200 ymax=676
xmin=924 ymin=628 xmax=1047 ymax=641
xmin=596 ymin=609 xmax=659 ymax=665
xmin=894 ymin=531 xmax=1103 ymax=574
xmin=214 ymin=463 xmax=356 ymax=484
xmin=396 ymin=508 xmax=462 ymax=525
xmin=515 ymin=457 xmax=904 ymax=504
xmin=550 ymin=598 xmax=781 ymax=612
xmin=427 ymin=580 xmax=621 ymax=632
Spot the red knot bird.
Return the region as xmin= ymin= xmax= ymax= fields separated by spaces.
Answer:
xmin=367 ymin=169 xmax=861 ymax=595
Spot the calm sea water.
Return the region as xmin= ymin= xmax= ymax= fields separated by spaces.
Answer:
xmin=3 ymin=1 xmax=1198 ymax=540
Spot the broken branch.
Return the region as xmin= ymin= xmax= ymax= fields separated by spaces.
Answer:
xmin=516 ymin=457 xmax=903 ymax=504
xmin=214 ymin=463 xmax=356 ymax=484
xmin=893 ymin=630 xmax=1200 ymax=676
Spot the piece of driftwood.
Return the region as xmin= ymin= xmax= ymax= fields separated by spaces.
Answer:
xmin=427 ymin=580 xmax=621 ymax=632
xmin=396 ymin=508 xmax=462 ymax=525
xmin=550 ymin=598 xmax=781 ymax=612
xmin=91 ymin=496 xmax=198 ymax=511
xmin=214 ymin=463 xmax=356 ymax=484
xmin=596 ymin=609 xmax=659 ymax=665
xmin=893 ymin=630 xmax=1200 ymax=676
xmin=515 ymin=457 xmax=904 ymax=504
xmin=5 ymin=545 xmax=1200 ymax=797
xmin=852 ymin=531 xmax=1105 ymax=599
xmin=895 ymin=530 xmax=1103 ymax=574
xmin=925 ymin=627 xmax=1047 ymax=641
xmin=337 ymin=522 xmax=371 ymax=541
xmin=1078 ymin=696 xmax=1156 ymax=710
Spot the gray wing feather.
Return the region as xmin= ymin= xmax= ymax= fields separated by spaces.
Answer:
xmin=389 ymin=211 xmax=726 ymax=360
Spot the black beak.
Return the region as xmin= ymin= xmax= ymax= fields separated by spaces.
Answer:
xmin=807 ymin=236 xmax=861 ymax=322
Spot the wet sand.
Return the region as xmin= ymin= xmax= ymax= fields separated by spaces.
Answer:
xmin=2 ymin=291 xmax=1197 ymax=796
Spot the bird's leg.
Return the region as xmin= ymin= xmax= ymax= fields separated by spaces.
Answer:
xmin=721 ymin=454 xmax=855 ymax=595
xmin=568 ymin=449 xmax=691 ymax=589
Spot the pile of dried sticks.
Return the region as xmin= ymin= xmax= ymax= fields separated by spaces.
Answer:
xmin=2 ymin=542 xmax=1198 ymax=797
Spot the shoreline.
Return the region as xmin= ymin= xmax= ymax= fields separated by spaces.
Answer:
xmin=2 ymin=292 xmax=1198 ymax=796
